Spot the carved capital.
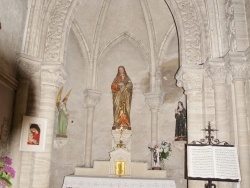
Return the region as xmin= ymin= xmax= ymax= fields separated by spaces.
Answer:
xmin=206 ymin=58 xmax=228 ymax=85
xmin=17 ymin=54 xmax=41 ymax=80
xmin=144 ymin=92 xmax=163 ymax=110
xmin=176 ymin=67 xmax=203 ymax=91
xmin=225 ymin=52 xmax=248 ymax=80
xmin=84 ymin=89 xmax=102 ymax=108
xmin=41 ymin=64 xmax=67 ymax=87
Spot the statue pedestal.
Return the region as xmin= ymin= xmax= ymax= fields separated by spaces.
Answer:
xmin=53 ymin=137 xmax=68 ymax=148
xmin=111 ymin=129 xmax=132 ymax=150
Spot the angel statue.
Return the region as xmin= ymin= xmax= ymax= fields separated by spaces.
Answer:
xmin=56 ymin=87 xmax=72 ymax=138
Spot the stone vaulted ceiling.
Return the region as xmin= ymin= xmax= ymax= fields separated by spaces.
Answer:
xmin=73 ymin=0 xmax=178 ymax=67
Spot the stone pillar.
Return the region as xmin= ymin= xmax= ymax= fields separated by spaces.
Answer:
xmin=27 ymin=64 xmax=66 ymax=188
xmin=229 ymin=52 xmax=250 ymax=188
xmin=207 ymin=58 xmax=229 ymax=141
xmin=17 ymin=54 xmax=41 ymax=116
xmin=144 ymin=92 xmax=162 ymax=144
xmin=14 ymin=54 xmax=42 ymax=188
xmin=84 ymin=89 xmax=101 ymax=167
xmin=176 ymin=67 xmax=204 ymax=188
xmin=246 ymin=47 xmax=250 ymax=153
xmin=16 ymin=61 xmax=65 ymax=188
xmin=207 ymin=58 xmax=232 ymax=188
xmin=144 ymin=92 xmax=162 ymax=169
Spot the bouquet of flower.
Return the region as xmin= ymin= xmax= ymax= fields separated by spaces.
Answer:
xmin=0 ymin=156 xmax=15 ymax=188
xmin=148 ymin=141 xmax=172 ymax=161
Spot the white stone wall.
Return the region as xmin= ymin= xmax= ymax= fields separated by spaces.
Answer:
xmin=0 ymin=0 xmax=27 ymax=74
xmin=2 ymin=0 xmax=250 ymax=188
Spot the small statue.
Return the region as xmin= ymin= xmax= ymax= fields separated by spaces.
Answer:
xmin=111 ymin=66 xmax=133 ymax=130
xmin=56 ymin=87 xmax=72 ymax=138
xmin=174 ymin=101 xmax=187 ymax=141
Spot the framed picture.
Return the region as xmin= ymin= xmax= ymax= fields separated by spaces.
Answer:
xmin=20 ymin=116 xmax=48 ymax=152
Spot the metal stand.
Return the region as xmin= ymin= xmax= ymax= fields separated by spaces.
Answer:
xmin=191 ymin=122 xmax=229 ymax=146
xmin=205 ymin=180 xmax=216 ymax=188
xmin=190 ymin=122 xmax=232 ymax=188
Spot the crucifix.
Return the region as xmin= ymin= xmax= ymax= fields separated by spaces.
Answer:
xmin=201 ymin=121 xmax=218 ymax=145
xmin=201 ymin=122 xmax=218 ymax=188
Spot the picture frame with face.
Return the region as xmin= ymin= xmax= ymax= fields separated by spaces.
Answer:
xmin=19 ymin=116 xmax=48 ymax=152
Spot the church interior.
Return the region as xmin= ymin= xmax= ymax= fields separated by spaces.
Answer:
xmin=0 ymin=0 xmax=250 ymax=188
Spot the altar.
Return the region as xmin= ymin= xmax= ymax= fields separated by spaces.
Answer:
xmin=61 ymin=128 xmax=176 ymax=188
xmin=62 ymin=176 xmax=176 ymax=188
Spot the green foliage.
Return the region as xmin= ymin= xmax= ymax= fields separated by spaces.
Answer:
xmin=148 ymin=141 xmax=172 ymax=161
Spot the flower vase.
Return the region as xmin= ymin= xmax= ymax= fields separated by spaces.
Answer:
xmin=152 ymin=149 xmax=161 ymax=170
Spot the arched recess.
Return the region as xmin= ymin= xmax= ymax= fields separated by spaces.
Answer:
xmin=30 ymin=1 xmax=207 ymax=187
xmin=96 ymin=32 xmax=150 ymax=91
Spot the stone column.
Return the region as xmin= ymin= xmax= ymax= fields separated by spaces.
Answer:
xmin=229 ymin=52 xmax=250 ymax=188
xmin=176 ymin=68 xmax=204 ymax=142
xmin=17 ymin=54 xmax=41 ymax=116
xmin=144 ymin=92 xmax=162 ymax=169
xmin=144 ymin=92 xmax=162 ymax=144
xmin=28 ymin=64 xmax=66 ymax=188
xmin=246 ymin=47 xmax=250 ymax=153
xmin=207 ymin=58 xmax=232 ymax=188
xmin=84 ymin=89 xmax=101 ymax=167
xmin=207 ymin=58 xmax=229 ymax=141
xmin=13 ymin=54 xmax=42 ymax=188
xmin=176 ymin=67 xmax=204 ymax=188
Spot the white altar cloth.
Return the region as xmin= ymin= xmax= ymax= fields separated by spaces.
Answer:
xmin=62 ymin=175 xmax=176 ymax=188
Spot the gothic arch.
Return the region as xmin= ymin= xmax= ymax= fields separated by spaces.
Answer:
xmin=95 ymin=32 xmax=150 ymax=90
xmin=71 ymin=21 xmax=92 ymax=86
xmin=43 ymin=0 xmax=82 ymax=63
xmin=98 ymin=32 xmax=150 ymax=66
xmin=71 ymin=21 xmax=91 ymax=66
xmin=42 ymin=0 xmax=204 ymax=69
xmin=158 ymin=24 xmax=178 ymax=66
xmin=19 ymin=1 xmax=208 ymax=187
xmin=164 ymin=0 xmax=203 ymax=66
